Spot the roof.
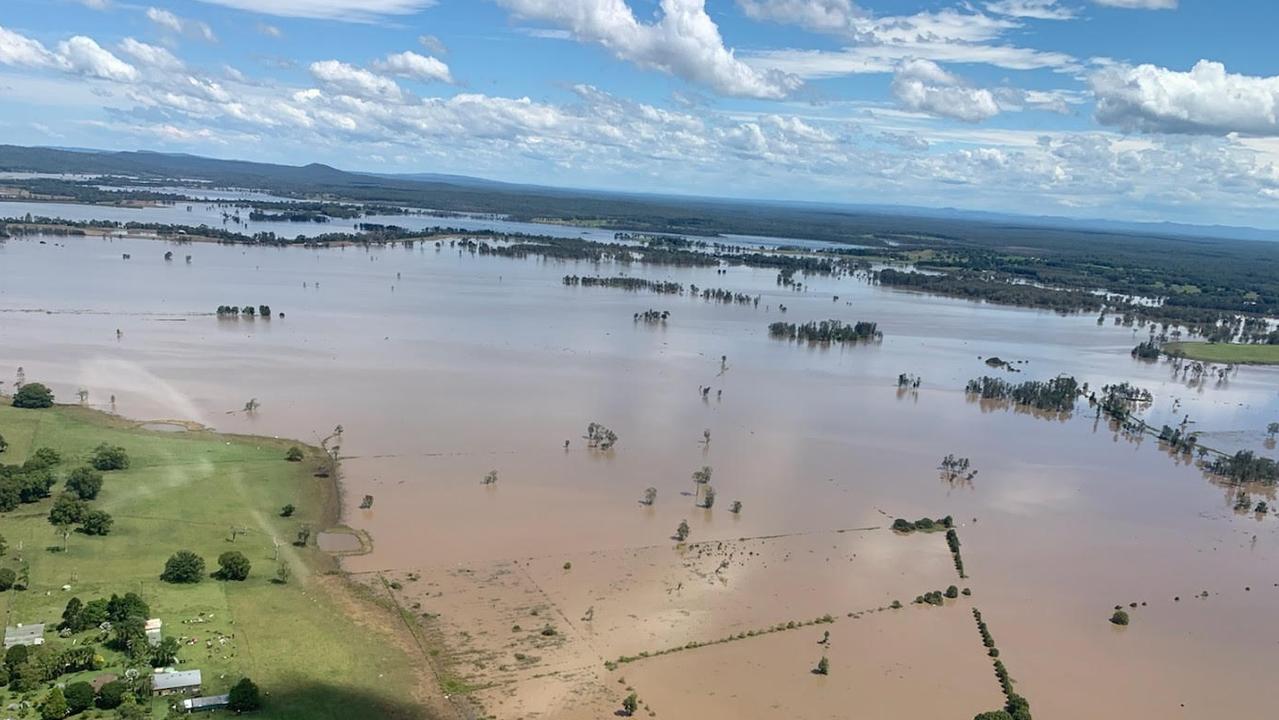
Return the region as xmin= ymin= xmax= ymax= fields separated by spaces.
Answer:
xmin=152 ymin=670 xmax=202 ymax=691
xmin=3 ymin=624 xmax=45 ymax=648
xmin=181 ymin=694 xmax=229 ymax=710
xmin=145 ymin=618 xmax=163 ymax=631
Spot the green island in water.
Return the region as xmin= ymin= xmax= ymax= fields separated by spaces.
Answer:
xmin=0 ymin=398 xmax=430 ymax=719
xmin=1162 ymin=341 xmax=1279 ymax=365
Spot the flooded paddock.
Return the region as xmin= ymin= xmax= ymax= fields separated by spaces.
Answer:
xmin=1 ymin=229 xmax=1277 ymax=719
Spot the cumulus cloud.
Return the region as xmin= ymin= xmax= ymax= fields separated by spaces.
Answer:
xmin=0 ymin=25 xmax=63 ymax=69
xmin=192 ymin=0 xmax=437 ymax=22
xmin=58 ymin=36 xmax=139 ymax=82
xmin=374 ymin=51 xmax=453 ymax=84
xmin=119 ymin=38 xmax=184 ymax=70
xmin=309 ymin=60 xmax=403 ymax=101
xmin=890 ymin=59 xmax=1000 ymax=122
xmin=497 ymin=0 xmax=801 ymax=99
xmin=1092 ymin=60 xmax=1279 ymax=136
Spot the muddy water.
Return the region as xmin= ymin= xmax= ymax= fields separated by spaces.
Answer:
xmin=2 ymin=231 xmax=1278 ymax=718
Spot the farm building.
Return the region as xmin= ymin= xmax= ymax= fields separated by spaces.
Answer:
xmin=152 ymin=669 xmax=202 ymax=696
xmin=181 ymin=694 xmax=229 ymax=713
xmin=3 ymin=623 xmax=45 ymax=649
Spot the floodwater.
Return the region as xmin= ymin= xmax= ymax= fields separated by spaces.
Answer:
xmin=1 ymin=228 xmax=1278 ymax=719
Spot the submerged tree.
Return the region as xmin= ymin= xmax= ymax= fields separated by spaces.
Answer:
xmin=814 ymin=656 xmax=829 ymax=675
xmin=729 ymin=500 xmax=743 ymax=514
xmin=482 ymin=470 xmax=498 ymax=485
xmin=585 ymin=422 xmax=618 ymax=450
xmin=640 ymin=487 xmax=657 ymax=506
xmin=675 ymin=519 xmax=690 ymax=542
xmin=700 ymin=485 xmax=716 ymax=509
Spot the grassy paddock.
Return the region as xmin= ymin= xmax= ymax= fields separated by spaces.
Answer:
xmin=0 ymin=404 xmax=431 ymax=718
xmin=1163 ymin=341 xmax=1279 ymax=365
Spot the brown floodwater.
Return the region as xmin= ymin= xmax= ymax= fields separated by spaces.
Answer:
xmin=2 ymin=231 xmax=1278 ymax=719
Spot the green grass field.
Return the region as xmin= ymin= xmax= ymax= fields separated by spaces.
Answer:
xmin=1163 ymin=341 xmax=1279 ymax=365
xmin=0 ymin=404 xmax=430 ymax=718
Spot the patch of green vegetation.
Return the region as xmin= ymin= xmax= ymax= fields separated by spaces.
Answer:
xmin=1163 ymin=341 xmax=1279 ymax=365
xmin=0 ymin=404 xmax=426 ymax=719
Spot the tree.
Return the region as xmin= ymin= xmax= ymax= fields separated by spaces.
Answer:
xmin=13 ymin=382 xmax=54 ymax=409
xmin=1268 ymin=422 xmax=1279 ymax=438
xmin=60 ymin=597 xmax=84 ymax=631
xmin=0 ymin=567 xmax=15 ymax=591
xmin=1110 ymin=609 xmax=1130 ymax=626
xmin=276 ymin=561 xmax=292 ymax=584
xmin=151 ymin=636 xmax=181 ymax=667
xmin=107 ymin=592 xmax=149 ymax=623
xmin=40 ymin=686 xmax=68 ymax=720
xmin=244 ymin=398 xmax=260 ymax=413
xmin=48 ymin=493 xmax=88 ymax=526
xmin=228 ymin=677 xmax=262 ymax=712
xmin=28 ymin=447 xmax=63 ymax=468
xmin=64 ymin=681 xmax=95 ymax=714
xmin=90 ymin=444 xmax=129 ymax=471
xmin=285 ymin=446 xmax=304 ymax=462
xmin=0 ymin=432 xmax=6 ymax=453
xmin=640 ymin=487 xmax=657 ymax=505
xmin=729 ymin=500 xmax=742 ymax=514
xmin=675 ymin=519 xmax=690 ymax=542
xmin=217 ymin=551 xmax=251 ymax=581
xmin=974 ymin=713 xmax=1015 ymax=720
xmin=621 ymin=692 xmax=638 ymax=716
xmin=280 ymin=504 xmax=295 ymax=517
xmin=81 ymin=510 xmax=114 ymax=536
xmin=161 ymin=550 xmax=206 ymax=583
xmin=945 ymin=585 xmax=959 ymax=599
xmin=65 ymin=467 xmax=104 ymax=500
xmin=96 ymin=680 xmax=126 ymax=709
xmin=815 ymin=656 xmax=829 ymax=675
xmin=481 ymin=470 xmax=498 ymax=485
xmin=700 ymin=485 xmax=716 ymax=509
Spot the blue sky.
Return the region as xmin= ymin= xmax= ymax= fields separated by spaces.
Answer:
xmin=3 ymin=0 xmax=1279 ymax=228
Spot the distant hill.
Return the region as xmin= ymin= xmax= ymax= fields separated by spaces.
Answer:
xmin=0 ymin=144 xmax=1274 ymax=246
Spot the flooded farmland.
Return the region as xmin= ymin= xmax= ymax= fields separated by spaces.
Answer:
xmin=1 ymin=226 xmax=1277 ymax=719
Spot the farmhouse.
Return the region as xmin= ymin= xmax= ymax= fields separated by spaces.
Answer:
xmin=152 ymin=669 xmax=202 ymax=696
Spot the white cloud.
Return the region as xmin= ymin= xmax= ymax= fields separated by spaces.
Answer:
xmin=891 ymin=59 xmax=1000 ymax=123
xmin=118 ymin=38 xmax=184 ymax=71
xmin=986 ymin=0 xmax=1077 ymax=20
xmin=309 ymin=60 xmax=403 ymax=101
xmin=497 ymin=0 xmax=801 ymax=99
xmin=737 ymin=0 xmax=866 ymax=33
xmin=0 ymin=26 xmax=63 ymax=70
xmin=1092 ymin=60 xmax=1279 ymax=136
xmin=146 ymin=7 xmax=217 ymax=42
xmin=1093 ymin=0 xmax=1176 ymax=8
xmin=739 ymin=3 xmax=1079 ymax=77
xmin=192 ymin=0 xmax=437 ymax=22
xmin=80 ymin=0 xmax=112 ymax=9
xmin=146 ymin=7 xmax=183 ymax=32
xmin=374 ymin=51 xmax=453 ymax=84
xmin=57 ymin=36 xmax=139 ymax=82
xmin=257 ymin=23 xmax=282 ymax=38
xmin=418 ymin=34 xmax=447 ymax=55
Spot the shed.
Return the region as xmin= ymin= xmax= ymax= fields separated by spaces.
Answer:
xmin=181 ymin=694 xmax=229 ymax=713
xmin=145 ymin=618 xmax=163 ymax=646
xmin=152 ymin=669 xmax=202 ymax=696
xmin=4 ymin=624 xmax=45 ymax=649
